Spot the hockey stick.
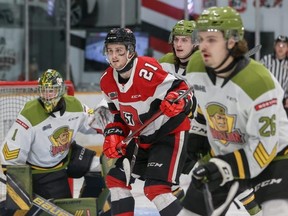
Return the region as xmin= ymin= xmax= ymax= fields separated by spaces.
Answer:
xmin=201 ymin=180 xmax=239 ymax=216
xmin=120 ymin=86 xmax=194 ymax=185
xmin=203 ymin=183 xmax=214 ymax=215
xmin=1 ymin=175 xmax=73 ymax=216
xmin=244 ymin=44 xmax=262 ymax=58
xmin=211 ymin=181 xmax=239 ymax=216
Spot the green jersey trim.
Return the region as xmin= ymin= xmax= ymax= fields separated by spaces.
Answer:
xmin=158 ymin=52 xmax=174 ymax=63
xmin=186 ymin=50 xmax=206 ymax=73
xmin=21 ymin=95 xmax=84 ymax=126
xmin=231 ymin=60 xmax=275 ymax=100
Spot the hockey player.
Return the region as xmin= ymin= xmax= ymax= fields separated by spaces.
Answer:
xmin=100 ymin=28 xmax=194 ymax=216
xmin=158 ymin=19 xmax=205 ymax=200
xmin=179 ymin=6 xmax=288 ymax=216
xmin=0 ymin=69 xmax=110 ymax=214
xmin=159 ymin=19 xmax=198 ymax=77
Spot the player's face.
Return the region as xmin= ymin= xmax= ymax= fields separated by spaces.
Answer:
xmin=198 ymin=31 xmax=231 ymax=69
xmin=39 ymin=87 xmax=58 ymax=101
xmin=173 ymin=36 xmax=194 ymax=60
xmin=106 ymin=44 xmax=129 ymax=70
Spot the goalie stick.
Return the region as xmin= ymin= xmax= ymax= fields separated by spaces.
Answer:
xmin=119 ymin=86 xmax=194 ymax=186
xmin=1 ymin=174 xmax=73 ymax=216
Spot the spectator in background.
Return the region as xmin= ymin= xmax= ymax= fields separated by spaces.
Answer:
xmin=260 ymin=35 xmax=288 ymax=115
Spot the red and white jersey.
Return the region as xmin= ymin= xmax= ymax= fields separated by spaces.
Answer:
xmin=100 ymin=56 xmax=191 ymax=138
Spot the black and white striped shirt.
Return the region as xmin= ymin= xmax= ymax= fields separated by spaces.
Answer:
xmin=260 ymin=53 xmax=288 ymax=98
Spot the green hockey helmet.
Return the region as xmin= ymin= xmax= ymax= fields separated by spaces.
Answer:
xmin=169 ymin=20 xmax=197 ymax=43
xmin=38 ymin=69 xmax=66 ymax=113
xmin=196 ymin=6 xmax=244 ymax=41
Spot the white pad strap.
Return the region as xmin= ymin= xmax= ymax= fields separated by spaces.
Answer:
xmin=89 ymin=156 xmax=101 ymax=172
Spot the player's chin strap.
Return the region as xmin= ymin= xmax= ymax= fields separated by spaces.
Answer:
xmin=207 ymin=181 xmax=239 ymax=216
xmin=119 ymin=86 xmax=194 ymax=186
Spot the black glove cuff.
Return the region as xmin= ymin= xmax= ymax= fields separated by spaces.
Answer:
xmin=217 ymin=149 xmax=250 ymax=179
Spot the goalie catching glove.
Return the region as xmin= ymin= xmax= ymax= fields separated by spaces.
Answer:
xmin=160 ymin=90 xmax=192 ymax=117
xmin=103 ymin=122 xmax=130 ymax=158
xmin=89 ymin=105 xmax=113 ymax=134
xmin=192 ymin=158 xmax=234 ymax=191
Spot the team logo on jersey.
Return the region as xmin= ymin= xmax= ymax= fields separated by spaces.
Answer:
xmin=206 ymin=103 xmax=244 ymax=145
xmin=49 ymin=126 xmax=73 ymax=156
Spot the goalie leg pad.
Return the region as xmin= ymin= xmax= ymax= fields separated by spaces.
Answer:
xmin=32 ymin=169 xmax=72 ymax=199
xmin=67 ymin=142 xmax=96 ymax=178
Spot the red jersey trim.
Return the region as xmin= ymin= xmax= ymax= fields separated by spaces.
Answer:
xmin=16 ymin=118 xmax=29 ymax=130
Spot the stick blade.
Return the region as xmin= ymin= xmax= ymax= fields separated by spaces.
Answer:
xmin=123 ymin=158 xmax=131 ymax=186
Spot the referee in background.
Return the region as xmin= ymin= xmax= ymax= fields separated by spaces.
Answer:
xmin=261 ymin=35 xmax=288 ymax=116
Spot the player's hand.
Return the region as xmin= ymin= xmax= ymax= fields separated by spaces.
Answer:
xmin=160 ymin=91 xmax=186 ymax=117
xmin=103 ymin=123 xmax=128 ymax=158
xmin=192 ymin=158 xmax=234 ymax=191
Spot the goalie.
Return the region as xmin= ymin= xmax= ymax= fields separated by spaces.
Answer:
xmin=0 ymin=69 xmax=113 ymax=215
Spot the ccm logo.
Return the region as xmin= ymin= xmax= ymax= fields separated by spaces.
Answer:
xmin=254 ymin=178 xmax=282 ymax=192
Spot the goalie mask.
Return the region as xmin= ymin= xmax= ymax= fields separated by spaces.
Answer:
xmin=38 ymin=69 xmax=65 ymax=113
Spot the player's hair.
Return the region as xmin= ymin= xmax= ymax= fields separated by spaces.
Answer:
xmin=230 ymin=40 xmax=249 ymax=58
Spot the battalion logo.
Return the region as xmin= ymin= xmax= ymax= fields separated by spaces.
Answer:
xmin=206 ymin=103 xmax=244 ymax=145
xmin=49 ymin=126 xmax=73 ymax=156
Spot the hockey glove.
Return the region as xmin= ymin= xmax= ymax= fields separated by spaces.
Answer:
xmin=103 ymin=122 xmax=129 ymax=158
xmin=90 ymin=106 xmax=113 ymax=134
xmin=160 ymin=91 xmax=189 ymax=117
xmin=192 ymin=158 xmax=234 ymax=192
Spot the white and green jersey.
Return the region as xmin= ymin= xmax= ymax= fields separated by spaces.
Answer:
xmin=186 ymin=51 xmax=288 ymax=179
xmin=0 ymin=95 xmax=97 ymax=171
xmin=159 ymin=52 xmax=186 ymax=77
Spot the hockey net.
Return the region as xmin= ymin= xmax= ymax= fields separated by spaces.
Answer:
xmin=0 ymin=80 xmax=74 ymax=202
